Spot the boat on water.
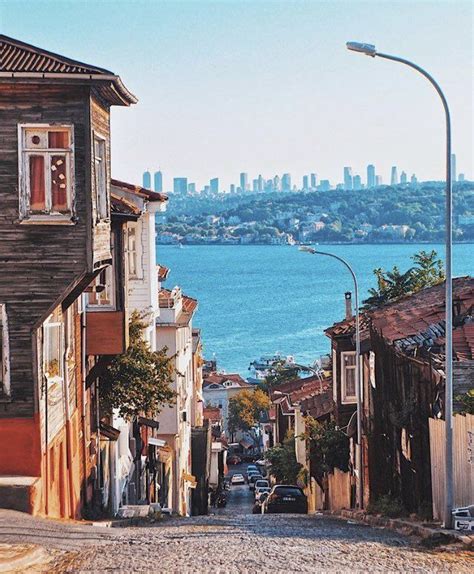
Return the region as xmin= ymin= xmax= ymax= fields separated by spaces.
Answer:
xmin=247 ymin=353 xmax=295 ymax=384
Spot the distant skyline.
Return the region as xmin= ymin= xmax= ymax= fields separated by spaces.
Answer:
xmin=2 ymin=1 xmax=472 ymax=189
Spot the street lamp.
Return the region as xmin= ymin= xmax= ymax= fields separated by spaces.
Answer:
xmin=346 ymin=41 xmax=453 ymax=528
xmin=299 ymin=246 xmax=363 ymax=510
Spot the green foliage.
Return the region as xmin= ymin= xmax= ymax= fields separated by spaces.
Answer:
xmin=100 ymin=311 xmax=175 ymax=420
xmin=363 ymin=250 xmax=445 ymax=309
xmin=302 ymin=418 xmax=349 ymax=482
xmin=228 ymin=388 xmax=270 ymax=433
xmin=368 ymin=495 xmax=407 ymax=518
xmin=455 ymin=389 xmax=474 ymax=415
xmin=260 ymin=363 xmax=301 ymax=392
xmin=265 ymin=431 xmax=303 ymax=484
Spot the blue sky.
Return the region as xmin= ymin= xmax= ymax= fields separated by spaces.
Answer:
xmin=1 ymin=0 xmax=472 ymax=190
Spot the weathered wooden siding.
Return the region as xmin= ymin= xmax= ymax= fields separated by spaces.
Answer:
xmin=429 ymin=414 xmax=474 ymax=520
xmin=0 ymin=84 xmax=92 ymax=417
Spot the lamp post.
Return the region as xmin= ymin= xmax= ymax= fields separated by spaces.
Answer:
xmin=346 ymin=41 xmax=453 ymax=528
xmin=300 ymin=246 xmax=363 ymax=510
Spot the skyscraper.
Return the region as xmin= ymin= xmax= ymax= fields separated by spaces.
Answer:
xmin=353 ymin=175 xmax=362 ymax=190
xmin=188 ymin=183 xmax=196 ymax=193
xmin=210 ymin=178 xmax=219 ymax=194
xmin=240 ymin=172 xmax=248 ymax=192
xmin=252 ymin=179 xmax=259 ymax=193
xmin=318 ymin=180 xmax=331 ymax=192
xmin=451 ymin=153 xmax=457 ymax=182
xmin=375 ymin=175 xmax=383 ymax=186
xmin=410 ymin=174 xmax=418 ymax=187
xmin=367 ymin=164 xmax=375 ymax=188
xmin=390 ymin=166 xmax=398 ymax=186
xmin=282 ymin=173 xmax=291 ymax=192
xmin=273 ymin=175 xmax=281 ymax=191
xmin=173 ymin=177 xmax=188 ymax=194
xmin=143 ymin=170 xmax=151 ymax=189
xmin=458 ymin=173 xmax=465 ymax=182
xmin=302 ymin=175 xmax=309 ymax=190
xmin=400 ymin=171 xmax=407 ymax=185
xmin=230 ymin=184 xmax=236 ymax=194
xmin=343 ymin=167 xmax=353 ymax=190
xmin=154 ymin=170 xmax=163 ymax=192
xmin=310 ymin=173 xmax=317 ymax=189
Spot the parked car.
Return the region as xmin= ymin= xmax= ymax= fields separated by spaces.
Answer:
xmin=231 ymin=473 xmax=245 ymax=485
xmin=254 ymin=479 xmax=270 ymax=498
xmin=248 ymin=474 xmax=264 ymax=490
xmin=263 ymin=485 xmax=308 ymax=514
xmin=227 ymin=455 xmax=242 ymax=465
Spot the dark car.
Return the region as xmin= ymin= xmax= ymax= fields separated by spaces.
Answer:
xmin=248 ymin=473 xmax=264 ymax=490
xmin=263 ymin=485 xmax=308 ymax=514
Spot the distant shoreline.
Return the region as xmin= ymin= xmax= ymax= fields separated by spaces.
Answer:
xmin=159 ymin=240 xmax=474 ymax=247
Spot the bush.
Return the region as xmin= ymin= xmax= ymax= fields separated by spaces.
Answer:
xmin=368 ymin=495 xmax=406 ymax=518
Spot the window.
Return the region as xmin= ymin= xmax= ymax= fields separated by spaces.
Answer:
xmin=127 ymin=223 xmax=142 ymax=279
xmin=19 ymin=125 xmax=74 ymax=222
xmin=94 ymin=135 xmax=108 ymax=220
xmin=43 ymin=309 xmax=64 ymax=382
xmin=0 ymin=305 xmax=10 ymax=397
xmin=86 ymin=266 xmax=115 ymax=309
xmin=341 ymin=351 xmax=357 ymax=404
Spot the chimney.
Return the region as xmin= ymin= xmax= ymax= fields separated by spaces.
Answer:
xmin=345 ymin=292 xmax=352 ymax=320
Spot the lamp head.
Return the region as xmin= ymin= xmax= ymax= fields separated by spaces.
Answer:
xmin=346 ymin=41 xmax=377 ymax=57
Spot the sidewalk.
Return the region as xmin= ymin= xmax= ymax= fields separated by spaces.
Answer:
xmin=326 ymin=509 xmax=474 ymax=550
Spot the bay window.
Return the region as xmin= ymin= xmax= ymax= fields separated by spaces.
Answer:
xmin=94 ymin=135 xmax=108 ymax=220
xmin=19 ymin=125 xmax=74 ymax=222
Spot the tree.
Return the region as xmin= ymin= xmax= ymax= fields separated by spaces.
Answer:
xmin=265 ymin=431 xmax=302 ymax=484
xmin=228 ymin=388 xmax=270 ymax=434
xmin=261 ymin=362 xmax=301 ymax=392
xmin=363 ymin=250 xmax=445 ymax=309
xmin=302 ymin=418 xmax=349 ymax=487
xmin=100 ymin=312 xmax=175 ymax=420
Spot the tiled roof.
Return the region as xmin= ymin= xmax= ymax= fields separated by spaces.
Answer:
xmin=301 ymin=390 xmax=334 ymax=419
xmin=157 ymin=264 xmax=170 ymax=282
xmin=110 ymin=193 xmax=141 ymax=218
xmin=203 ymin=407 xmax=221 ymax=422
xmin=182 ymin=294 xmax=198 ymax=314
xmin=203 ymin=373 xmax=249 ymax=388
xmin=111 ymin=179 xmax=168 ymax=202
xmin=325 ymin=277 xmax=474 ymax=361
xmin=0 ymin=35 xmax=137 ymax=105
xmin=271 ymin=375 xmax=331 ymax=405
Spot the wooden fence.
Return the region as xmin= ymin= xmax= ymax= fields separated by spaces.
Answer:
xmin=327 ymin=468 xmax=351 ymax=511
xmin=429 ymin=414 xmax=474 ymax=520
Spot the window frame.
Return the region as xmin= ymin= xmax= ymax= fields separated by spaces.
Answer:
xmin=43 ymin=315 xmax=64 ymax=384
xmin=93 ymin=132 xmax=109 ymax=222
xmin=0 ymin=304 xmax=11 ymax=398
xmin=18 ymin=123 xmax=75 ymax=224
xmin=86 ymin=265 xmax=116 ymax=311
xmin=127 ymin=221 xmax=143 ymax=279
xmin=340 ymin=351 xmax=357 ymax=404
xmin=332 ymin=348 xmax=337 ymax=403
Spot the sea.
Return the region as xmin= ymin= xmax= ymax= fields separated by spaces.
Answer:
xmin=157 ymin=243 xmax=473 ymax=377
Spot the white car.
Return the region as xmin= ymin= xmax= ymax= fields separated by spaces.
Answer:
xmin=231 ymin=473 xmax=245 ymax=485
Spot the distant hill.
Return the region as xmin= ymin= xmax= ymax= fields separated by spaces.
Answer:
xmin=158 ymin=181 xmax=474 ymax=245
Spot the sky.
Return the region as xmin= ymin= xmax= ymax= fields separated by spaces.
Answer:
xmin=1 ymin=0 xmax=472 ymax=191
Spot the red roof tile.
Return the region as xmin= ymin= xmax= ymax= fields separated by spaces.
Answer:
xmin=157 ymin=264 xmax=170 ymax=282
xmin=203 ymin=373 xmax=249 ymax=388
xmin=203 ymin=407 xmax=221 ymax=422
xmin=110 ymin=193 xmax=141 ymax=218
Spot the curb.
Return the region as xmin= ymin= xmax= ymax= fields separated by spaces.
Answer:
xmin=0 ymin=544 xmax=51 ymax=573
xmin=325 ymin=509 xmax=474 ymax=550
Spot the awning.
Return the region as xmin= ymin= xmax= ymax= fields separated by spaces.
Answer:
xmin=148 ymin=437 xmax=167 ymax=447
xmin=138 ymin=416 xmax=160 ymax=429
xmin=100 ymin=422 xmax=121 ymax=441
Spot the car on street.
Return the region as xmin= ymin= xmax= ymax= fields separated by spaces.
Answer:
xmin=248 ymin=473 xmax=264 ymax=490
xmin=254 ymin=479 xmax=270 ymax=498
xmin=262 ymin=485 xmax=308 ymax=514
xmin=230 ymin=473 xmax=245 ymax=485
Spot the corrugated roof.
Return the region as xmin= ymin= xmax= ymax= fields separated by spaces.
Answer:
xmin=111 ymin=178 xmax=168 ymax=202
xmin=0 ymin=35 xmax=137 ymax=105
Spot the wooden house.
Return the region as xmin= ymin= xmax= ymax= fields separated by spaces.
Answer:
xmin=0 ymin=35 xmax=136 ymax=517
